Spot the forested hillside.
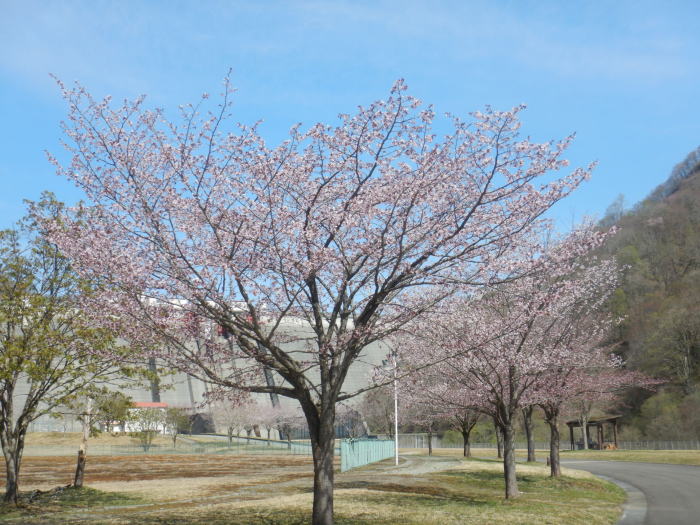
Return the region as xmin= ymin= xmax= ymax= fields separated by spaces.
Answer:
xmin=602 ymin=147 xmax=700 ymax=440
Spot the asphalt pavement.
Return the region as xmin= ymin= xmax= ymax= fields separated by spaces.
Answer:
xmin=563 ymin=459 xmax=700 ymax=525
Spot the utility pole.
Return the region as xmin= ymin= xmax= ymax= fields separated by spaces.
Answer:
xmin=392 ymin=349 xmax=399 ymax=466
xmin=383 ymin=350 xmax=400 ymax=466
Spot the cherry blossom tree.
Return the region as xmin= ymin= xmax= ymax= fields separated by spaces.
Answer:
xmin=400 ymin=223 xmax=619 ymax=498
xmin=256 ymin=402 xmax=280 ymax=444
xmin=453 ymin=409 xmax=482 ymax=458
xmin=531 ymin=311 xmax=659 ymax=475
xmin=358 ymin=385 xmax=397 ymax=437
xmin=521 ymin=406 xmax=537 ymax=462
xmin=336 ymin=403 xmax=367 ymax=439
xmin=395 ymin=359 xmax=483 ymax=457
xmin=498 ymin=230 xmax=659 ymax=477
xmin=400 ymin=392 xmax=448 ymax=456
xmin=535 ymin=338 xmax=623 ymax=476
xmin=44 ymin=76 xmax=590 ymax=524
xmin=210 ymin=399 xmax=256 ymax=446
xmin=493 ymin=417 xmax=505 ymax=459
xmin=273 ymin=403 xmax=306 ymax=447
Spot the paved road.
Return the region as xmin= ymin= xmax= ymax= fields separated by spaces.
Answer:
xmin=563 ymin=460 xmax=700 ymax=525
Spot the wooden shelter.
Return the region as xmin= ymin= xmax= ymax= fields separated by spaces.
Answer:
xmin=565 ymin=415 xmax=621 ymax=450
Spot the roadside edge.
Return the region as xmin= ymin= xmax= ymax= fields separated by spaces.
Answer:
xmin=595 ymin=474 xmax=647 ymax=525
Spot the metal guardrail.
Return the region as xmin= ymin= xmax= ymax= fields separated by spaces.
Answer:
xmin=340 ymin=439 xmax=395 ymax=472
xmin=616 ymin=440 xmax=700 ymax=450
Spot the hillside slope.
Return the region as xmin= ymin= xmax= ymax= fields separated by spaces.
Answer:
xmin=602 ymin=149 xmax=700 ymax=440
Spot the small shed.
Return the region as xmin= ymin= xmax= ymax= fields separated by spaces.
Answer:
xmin=565 ymin=415 xmax=621 ymax=450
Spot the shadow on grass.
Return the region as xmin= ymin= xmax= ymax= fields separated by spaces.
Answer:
xmin=334 ymin=480 xmax=490 ymax=506
xmin=0 ymin=486 xmax=145 ymax=522
xmin=437 ymin=469 xmax=606 ymax=495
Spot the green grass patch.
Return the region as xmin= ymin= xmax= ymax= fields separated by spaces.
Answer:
xmin=0 ymin=486 xmax=146 ymax=521
xmin=561 ymin=448 xmax=700 ymax=466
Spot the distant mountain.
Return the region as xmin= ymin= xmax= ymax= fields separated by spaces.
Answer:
xmin=645 ymin=145 xmax=700 ymax=203
xmin=601 ymin=146 xmax=700 ymax=440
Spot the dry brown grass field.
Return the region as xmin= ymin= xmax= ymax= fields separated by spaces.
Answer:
xmin=0 ymin=447 xmax=626 ymax=524
xmin=25 ymin=432 xmax=184 ymax=448
xmin=0 ymin=454 xmax=317 ymax=494
xmin=560 ymin=448 xmax=700 ymax=466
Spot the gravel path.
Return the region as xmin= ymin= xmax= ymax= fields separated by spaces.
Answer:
xmin=374 ymin=454 xmax=463 ymax=475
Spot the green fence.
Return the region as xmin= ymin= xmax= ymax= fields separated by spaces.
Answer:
xmin=340 ymin=439 xmax=395 ymax=472
xmin=25 ymin=436 xmax=395 ymax=470
xmin=23 ymin=436 xmax=332 ymax=457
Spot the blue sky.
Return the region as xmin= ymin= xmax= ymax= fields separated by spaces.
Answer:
xmin=1 ymin=0 xmax=699 ymax=230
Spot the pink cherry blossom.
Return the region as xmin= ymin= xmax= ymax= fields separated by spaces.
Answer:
xmin=43 ymin=76 xmax=591 ymax=525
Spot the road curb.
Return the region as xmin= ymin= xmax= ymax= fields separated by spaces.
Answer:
xmin=595 ymin=474 xmax=647 ymax=525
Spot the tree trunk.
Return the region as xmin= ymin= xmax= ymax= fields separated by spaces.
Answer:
xmin=522 ymin=406 xmax=536 ymax=462
xmin=1 ymin=429 xmax=26 ymax=505
xmin=306 ymin=403 xmax=336 ymax=525
xmin=456 ymin=412 xmax=478 ymax=459
xmin=73 ymin=450 xmax=87 ymax=488
xmin=548 ymin=419 xmax=561 ymax=477
xmin=502 ymin=422 xmax=519 ymax=499
xmin=581 ymin=417 xmax=589 ymax=450
xmin=227 ymin=427 xmax=233 ymax=447
xmin=461 ymin=429 xmax=471 ymax=458
xmin=3 ymin=454 xmax=19 ymax=504
xmin=74 ymin=400 xmax=92 ymax=488
xmin=542 ymin=405 xmax=562 ymax=477
xmin=427 ymin=430 xmax=433 ymax=456
xmin=495 ymin=421 xmax=503 ymax=459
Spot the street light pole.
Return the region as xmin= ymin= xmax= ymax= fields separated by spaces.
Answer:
xmin=392 ymin=348 xmax=399 ymax=466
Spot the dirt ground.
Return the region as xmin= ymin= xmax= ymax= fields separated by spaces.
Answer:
xmin=24 ymin=432 xmax=179 ymax=448
xmin=4 ymin=454 xmax=320 ymax=496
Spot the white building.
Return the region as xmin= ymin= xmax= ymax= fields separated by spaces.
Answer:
xmin=27 ymin=318 xmax=389 ymax=436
